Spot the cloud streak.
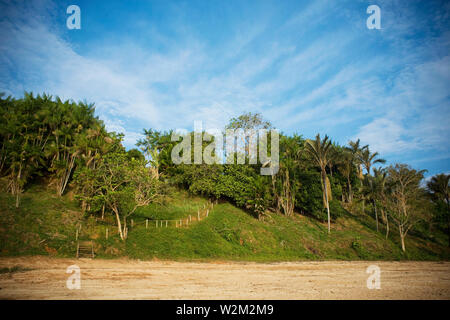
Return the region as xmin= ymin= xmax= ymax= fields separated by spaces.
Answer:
xmin=0 ymin=0 xmax=449 ymax=176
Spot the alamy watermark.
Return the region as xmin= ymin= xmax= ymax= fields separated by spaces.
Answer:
xmin=366 ymin=265 xmax=381 ymax=289
xmin=366 ymin=5 xmax=381 ymax=30
xmin=170 ymin=121 xmax=279 ymax=175
xmin=66 ymin=5 xmax=81 ymax=30
xmin=65 ymin=5 xmax=380 ymax=31
xmin=66 ymin=264 xmax=81 ymax=289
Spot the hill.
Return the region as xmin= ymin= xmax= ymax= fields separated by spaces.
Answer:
xmin=1 ymin=184 xmax=448 ymax=261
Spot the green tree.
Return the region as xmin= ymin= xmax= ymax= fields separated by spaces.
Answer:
xmin=305 ymin=134 xmax=333 ymax=233
xmin=337 ymin=150 xmax=354 ymax=203
xmin=363 ymin=168 xmax=387 ymax=232
xmin=358 ymin=148 xmax=386 ymax=175
xmin=271 ymin=134 xmax=303 ymax=216
xmin=427 ymin=173 xmax=450 ymax=246
xmin=74 ymin=151 xmax=163 ymax=240
xmin=386 ymin=164 xmax=426 ymax=252
xmin=345 ymin=139 xmax=367 ymax=203
xmin=127 ymin=148 xmax=145 ymax=162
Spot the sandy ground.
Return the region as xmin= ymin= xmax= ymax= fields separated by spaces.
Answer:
xmin=0 ymin=256 xmax=449 ymax=299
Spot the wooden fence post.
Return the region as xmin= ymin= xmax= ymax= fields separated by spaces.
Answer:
xmin=206 ymin=209 xmax=209 ymax=217
xmin=189 ymin=215 xmax=192 ymax=222
xmin=76 ymin=229 xmax=78 ymax=240
xmin=106 ymin=228 xmax=108 ymax=240
xmin=131 ymin=219 xmax=134 ymax=228
xmin=166 ymin=220 xmax=168 ymax=227
xmin=146 ymin=219 xmax=148 ymax=229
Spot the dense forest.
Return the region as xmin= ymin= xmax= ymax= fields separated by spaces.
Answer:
xmin=0 ymin=93 xmax=449 ymax=254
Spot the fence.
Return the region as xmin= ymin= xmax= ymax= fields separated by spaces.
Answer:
xmin=100 ymin=200 xmax=217 ymax=239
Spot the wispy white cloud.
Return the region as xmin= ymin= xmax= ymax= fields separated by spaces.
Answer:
xmin=0 ymin=0 xmax=449 ymax=176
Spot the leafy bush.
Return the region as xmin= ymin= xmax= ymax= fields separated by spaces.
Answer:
xmin=329 ymin=199 xmax=349 ymax=220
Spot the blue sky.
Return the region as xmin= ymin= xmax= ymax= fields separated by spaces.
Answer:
xmin=0 ymin=0 xmax=449 ymax=176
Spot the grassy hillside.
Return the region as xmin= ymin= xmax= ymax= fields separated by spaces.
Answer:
xmin=1 ymin=184 xmax=449 ymax=261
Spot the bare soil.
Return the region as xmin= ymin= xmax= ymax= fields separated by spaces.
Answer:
xmin=0 ymin=256 xmax=449 ymax=299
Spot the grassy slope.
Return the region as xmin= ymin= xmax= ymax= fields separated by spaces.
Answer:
xmin=1 ymin=185 xmax=449 ymax=261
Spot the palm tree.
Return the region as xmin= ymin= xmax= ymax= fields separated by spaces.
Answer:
xmin=363 ymin=168 xmax=387 ymax=232
xmin=345 ymin=139 xmax=368 ymax=203
xmin=427 ymin=174 xmax=450 ymax=246
xmin=305 ymin=134 xmax=333 ymax=233
xmin=148 ymin=148 xmax=160 ymax=179
xmin=326 ymin=143 xmax=340 ymax=178
xmin=337 ymin=150 xmax=353 ymax=203
xmin=373 ymin=168 xmax=389 ymax=238
xmin=357 ymin=148 xmax=386 ymax=214
xmin=274 ymin=134 xmax=303 ymax=216
xmin=358 ymin=148 xmax=386 ymax=175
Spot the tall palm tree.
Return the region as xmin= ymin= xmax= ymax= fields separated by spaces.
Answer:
xmin=373 ymin=168 xmax=389 ymax=237
xmin=326 ymin=143 xmax=340 ymax=178
xmin=357 ymin=148 xmax=386 ymax=214
xmin=274 ymin=134 xmax=303 ymax=216
xmin=358 ymin=148 xmax=386 ymax=175
xmin=148 ymin=148 xmax=160 ymax=179
xmin=345 ymin=139 xmax=368 ymax=203
xmin=363 ymin=168 xmax=388 ymax=232
xmin=305 ymin=134 xmax=333 ymax=233
xmin=427 ymin=174 xmax=450 ymax=246
xmin=337 ymin=150 xmax=353 ymax=203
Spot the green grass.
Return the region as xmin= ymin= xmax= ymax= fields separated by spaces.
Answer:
xmin=134 ymin=189 xmax=209 ymax=221
xmin=1 ymin=184 xmax=449 ymax=261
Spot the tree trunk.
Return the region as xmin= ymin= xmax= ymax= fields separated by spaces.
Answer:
xmin=123 ymin=216 xmax=128 ymax=240
xmin=114 ymin=208 xmax=125 ymax=241
xmin=385 ymin=212 xmax=389 ymax=240
xmin=323 ymin=171 xmax=330 ymax=234
xmin=58 ymin=154 xmax=76 ymax=196
xmin=271 ymin=174 xmax=280 ymax=213
xmin=14 ymin=164 xmax=22 ymax=208
xmin=373 ymin=200 xmax=379 ymax=232
xmin=281 ymin=169 xmax=294 ymax=216
xmin=399 ymin=227 xmax=406 ymax=252
xmin=348 ymin=177 xmax=353 ymax=204
xmin=15 ymin=192 xmax=20 ymax=208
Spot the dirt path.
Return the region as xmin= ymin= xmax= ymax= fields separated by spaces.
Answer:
xmin=0 ymin=256 xmax=449 ymax=299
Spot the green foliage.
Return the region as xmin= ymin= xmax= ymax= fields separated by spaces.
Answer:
xmin=73 ymin=149 xmax=164 ymax=240
xmin=0 ymin=92 xmax=114 ymax=204
xmin=328 ymin=199 xmax=348 ymax=220
xmin=295 ymin=171 xmax=323 ymax=217
xmin=126 ymin=148 xmax=145 ymax=162
xmin=2 ymin=187 xmax=448 ymax=261
xmin=351 ymin=236 xmax=370 ymax=259
xmin=427 ymin=174 xmax=449 ymax=243
xmin=225 ymin=112 xmax=272 ymax=131
xmin=1 ymin=97 xmax=448 ymax=255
